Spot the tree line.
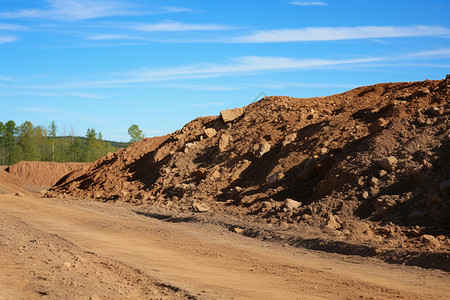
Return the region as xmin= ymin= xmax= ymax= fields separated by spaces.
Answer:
xmin=0 ymin=120 xmax=128 ymax=165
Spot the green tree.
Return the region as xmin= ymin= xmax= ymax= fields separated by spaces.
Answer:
xmin=4 ymin=120 xmax=17 ymax=164
xmin=128 ymin=124 xmax=144 ymax=144
xmin=48 ymin=121 xmax=57 ymax=161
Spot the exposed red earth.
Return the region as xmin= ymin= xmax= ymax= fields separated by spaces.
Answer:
xmin=1 ymin=76 xmax=449 ymax=298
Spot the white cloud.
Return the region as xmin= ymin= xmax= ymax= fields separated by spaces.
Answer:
xmin=0 ymin=0 xmax=190 ymax=21
xmin=4 ymin=47 xmax=449 ymax=92
xmin=16 ymin=106 xmax=58 ymax=113
xmin=160 ymin=83 xmax=241 ymax=91
xmin=289 ymin=2 xmax=327 ymax=6
xmin=0 ymin=23 xmax=27 ymax=30
xmin=230 ymin=25 xmax=450 ymax=43
xmin=85 ymin=34 xmax=142 ymax=41
xmin=0 ymin=36 xmax=18 ymax=44
xmin=131 ymin=21 xmax=236 ymax=32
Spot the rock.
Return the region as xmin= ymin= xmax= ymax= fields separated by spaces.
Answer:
xmin=15 ymin=192 xmax=25 ymax=197
xmin=211 ymin=170 xmax=221 ymax=179
xmin=368 ymin=118 xmax=389 ymax=134
xmin=232 ymin=227 xmax=244 ymax=234
xmin=284 ymin=198 xmax=301 ymax=210
xmin=440 ymin=179 xmax=450 ymax=196
xmin=370 ymin=177 xmax=380 ymax=186
xmin=204 ymin=128 xmax=217 ymax=138
xmin=192 ymin=202 xmax=210 ymax=213
xmin=184 ymin=142 xmax=196 ymax=153
xmin=379 ymin=170 xmax=387 ymax=177
xmin=325 ymin=213 xmax=340 ymax=229
xmin=266 ymin=172 xmax=284 ymax=184
xmin=220 ymin=108 xmax=244 ymax=123
xmin=253 ymin=141 xmax=271 ymax=158
xmin=421 ymin=234 xmax=441 ymax=248
xmin=282 ymin=133 xmax=297 ymax=146
xmin=362 ymin=191 xmax=369 ymax=199
xmin=378 ymin=156 xmax=398 ymax=171
xmin=261 ymin=201 xmax=273 ymax=211
xmin=218 ymin=134 xmax=230 ymax=152
xmin=62 ymin=262 xmax=72 ymax=270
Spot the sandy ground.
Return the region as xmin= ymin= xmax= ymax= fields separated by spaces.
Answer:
xmin=0 ymin=194 xmax=449 ymax=299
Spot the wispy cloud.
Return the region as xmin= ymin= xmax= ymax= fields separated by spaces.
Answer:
xmin=4 ymin=47 xmax=448 ymax=92
xmin=289 ymin=2 xmax=327 ymax=6
xmin=230 ymin=25 xmax=450 ymax=43
xmin=16 ymin=106 xmax=58 ymax=113
xmin=160 ymin=83 xmax=241 ymax=91
xmin=130 ymin=21 xmax=237 ymax=32
xmin=85 ymin=34 xmax=143 ymax=41
xmin=0 ymin=0 xmax=191 ymax=21
xmin=0 ymin=36 xmax=18 ymax=44
xmin=0 ymin=23 xmax=27 ymax=30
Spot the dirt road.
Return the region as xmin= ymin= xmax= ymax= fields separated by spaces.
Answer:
xmin=0 ymin=194 xmax=448 ymax=299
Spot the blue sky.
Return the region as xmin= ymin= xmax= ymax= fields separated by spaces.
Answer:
xmin=1 ymin=0 xmax=449 ymax=142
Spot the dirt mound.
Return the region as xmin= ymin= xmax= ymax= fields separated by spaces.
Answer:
xmin=50 ymin=75 xmax=450 ymax=256
xmin=9 ymin=161 xmax=89 ymax=187
xmin=0 ymin=166 xmax=34 ymax=194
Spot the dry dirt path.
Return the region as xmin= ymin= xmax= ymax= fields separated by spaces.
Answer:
xmin=0 ymin=194 xmax=449 ymax=299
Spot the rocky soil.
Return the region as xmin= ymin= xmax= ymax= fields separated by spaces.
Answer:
xmin=49 ymin=75 xmax=450 ymax=269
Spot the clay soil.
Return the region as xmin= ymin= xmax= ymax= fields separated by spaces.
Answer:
xmin=1 ymin=194 xmax=449 ymax=299
xmin=1 ymin=76 xmax=450 ymax=299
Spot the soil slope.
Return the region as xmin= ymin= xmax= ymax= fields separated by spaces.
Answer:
xmin=50 ymin=76 xmax=450 ymax=258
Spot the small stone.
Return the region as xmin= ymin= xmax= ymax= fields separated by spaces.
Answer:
xmin=253 ymin=141 xmax=271 ymax=158
xmin=282 ymin=133 xmax=297 ymax=146
xmin=379 ymin=170 xmax=387 ymax=177
xmin=204 ymin=128 xmax=217 ymax=138
xmin=321 ymin=147 xmax=328 ymax=155
xmin=266 ymin=172 xmax=284 ymax=184
xmin=370 ymin=187 xmax=380 ymax=196
xmin=279 ymin=221 xmax=290 ymax=230
xmin=284 ymin=198 xmax=301 ymax=210
xmin=15 ymin=191 xmax=25 ymax=197
xmin=233 ymin=227 xmax=244 ymax=234
xmin=421 ymin=234 xmax=440 ymax=247
xmin=211 ymin=170 xmax=221 ymax=179
xmin=218 ymin=134 xmax=230 ymax=152
xmin=378 ymin=156 xmax=398 ymax=171
xmin=358 ymin=177 xmax=365 ymax=186
xmin=261 ymin=201 xmax=273 ymax=211
xmin=220 ymin=108 xmax=244 ymax=123
xmin=370 ymin=177 xmax=380 ymax=186
xmin=362 ymin=191 xmax=370 ymax=199
xmin=325 ymin=213 xmax=340 ymax=229
xmin=184 ymin=142 xmax=196 ymax=153
xmin=192 ymin=203 xmax=210 ymax=213
xmin=62 ymin=262 xmax=71 ymax=270
xmin=368 ymin=118 xmax=389 ymax=134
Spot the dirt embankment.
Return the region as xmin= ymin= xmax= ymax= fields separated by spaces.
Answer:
xmin=8 ymin=161 xmax=89 ymax=187
xmin=49 ymin=76 xmax=450 ymax=265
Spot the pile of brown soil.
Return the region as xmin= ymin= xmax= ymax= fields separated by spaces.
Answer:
xmin=8 ymin=161 xmax=88 ymax=187
xmin=50 ymin=75 xmax=450 ymax=257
